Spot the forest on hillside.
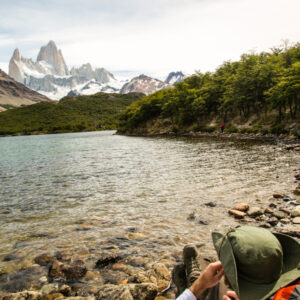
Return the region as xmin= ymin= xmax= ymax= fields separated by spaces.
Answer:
xmin=118 ymin=43 xmax=300 ymax=136
xmin=0 ymin=93 xmax=143 ymax=136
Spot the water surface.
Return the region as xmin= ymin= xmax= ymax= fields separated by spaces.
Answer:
xmin=0 ymin=131 xmax=298 ymax=273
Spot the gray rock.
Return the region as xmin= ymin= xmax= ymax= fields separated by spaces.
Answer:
xmin=273 ymin=211 xmax=288 ymax=219
xmin=247 ymin=207 xmax=264 ymax=217
xmin=291 ymin=206 xmax=300 ymax=217
xmin=268 ymin=217 xmax=279 ymax=226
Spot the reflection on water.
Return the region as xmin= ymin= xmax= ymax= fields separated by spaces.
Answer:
xmin=0 ymin=131 xmax=298 ymax=269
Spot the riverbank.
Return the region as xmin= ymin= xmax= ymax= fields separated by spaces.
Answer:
xmin=118 ymin=130 xmax=300 ymax=147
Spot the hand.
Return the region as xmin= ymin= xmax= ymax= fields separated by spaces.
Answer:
xmin=223 ymin=290 xmax=239 ymax=300
xmin=189 ymin=261 xmax=224 ymax=298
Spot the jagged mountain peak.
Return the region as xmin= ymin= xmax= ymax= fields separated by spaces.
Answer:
xmin=36 ymin=40 xmax=69 ymax=76
xmin=12 ymin=48 xmax=21 ymax=61
xmin=165 ymin=71 xmax=186 ymax=84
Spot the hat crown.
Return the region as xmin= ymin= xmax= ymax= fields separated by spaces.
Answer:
xmin=228 ymin=226 xmax=283 ymax=284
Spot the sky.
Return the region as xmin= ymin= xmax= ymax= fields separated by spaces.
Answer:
xmin=0 ymin=0 xmax=299 ymax=79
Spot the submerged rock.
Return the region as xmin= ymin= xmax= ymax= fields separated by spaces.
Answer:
xmin=96 ymin=283 xmax=157 ymax=300
xmin=49 ymin=260 xmax=87 ymax=282
xmin=1 ymin=291 xmax=43 ymax=300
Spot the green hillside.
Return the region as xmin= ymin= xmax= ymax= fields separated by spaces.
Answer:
xmin=118 ymin=44 xmax=300 ymax=137
xmin=0 ymin=92 xmax=143 ymax=136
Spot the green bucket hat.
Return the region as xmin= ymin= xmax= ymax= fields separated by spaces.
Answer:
xmin=212 ymin=226 xmax=300 ymax=300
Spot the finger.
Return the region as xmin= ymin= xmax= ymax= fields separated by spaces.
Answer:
xmin=217 ymin=268 xmax=225 ymax=279
xmin=226 ymin=290 xmax=239 ymax=300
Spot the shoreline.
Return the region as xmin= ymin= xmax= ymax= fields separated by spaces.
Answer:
xmin=117 ymin=130 xmax=300 ymax=146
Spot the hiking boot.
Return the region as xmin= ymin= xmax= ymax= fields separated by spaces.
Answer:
xmin=172 ymin=263 xmax=187 ymax=297
xmin=183 ymin=244 xmax=201 ymax=287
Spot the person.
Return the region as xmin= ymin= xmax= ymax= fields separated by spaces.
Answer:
xmin=174 ymin=226 xmax=300 ymax=300
xmin=220 ymin=123 xmax=225 ymax=133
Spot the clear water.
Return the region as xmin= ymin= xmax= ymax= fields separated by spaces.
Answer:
xmin=0 ymin=131 xmax=298 ymax=273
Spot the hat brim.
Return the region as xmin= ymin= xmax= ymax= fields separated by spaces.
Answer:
xmin=212 ymin=231 xmax=300 ymax=300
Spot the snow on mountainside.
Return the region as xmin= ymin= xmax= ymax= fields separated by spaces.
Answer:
xmin=120 ymin=75 xmax=169 ymax=95
xmin=8 ymin=41 xmax=118 ymax=100
xmin=8 ymin=41 xmax=187 ymax=100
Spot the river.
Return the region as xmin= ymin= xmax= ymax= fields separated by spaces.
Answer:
xmin=0 ymin=131 xmax=299 ymax=278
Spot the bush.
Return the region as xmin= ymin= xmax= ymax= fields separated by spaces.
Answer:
xmin=225 ymin=125 xmax=238 ymax=133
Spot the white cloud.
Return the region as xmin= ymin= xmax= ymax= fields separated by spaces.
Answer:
xmin=1 ymin=0 xmax=299 ymax=77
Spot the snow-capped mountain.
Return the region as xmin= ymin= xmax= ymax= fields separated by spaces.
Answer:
xmin=8 ymin=40 xmax=187 ymax=100
xmin=8 ymin=41 xmax=120 ymax=100
xmin=164 ymin=71 xmax=186 ymax=84
xmin=120 ymin=74 xmax=169 ymax=95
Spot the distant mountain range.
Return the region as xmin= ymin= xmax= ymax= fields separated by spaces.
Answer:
xmin=8 ymin=41 xmax=187 ymax=100
xmin=0 ymin=69 xmax=50 ymax=111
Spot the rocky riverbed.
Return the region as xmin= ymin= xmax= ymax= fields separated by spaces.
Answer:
xmin=1 ymin=170 xmax=299 ymax=300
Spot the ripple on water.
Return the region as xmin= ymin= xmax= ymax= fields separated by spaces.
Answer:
xmin=0 ymin=131 xmax=299 ymax=272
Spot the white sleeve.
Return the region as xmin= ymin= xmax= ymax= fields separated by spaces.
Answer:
xmin=176 ymin=289 xmax=197 ymax=300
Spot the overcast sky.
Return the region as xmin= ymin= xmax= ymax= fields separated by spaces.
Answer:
xmin=0 ymin=0 xmax=299 ymax=79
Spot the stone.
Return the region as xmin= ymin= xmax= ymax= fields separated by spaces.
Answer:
xmin=268 ymin=217 xmax=279 ymax=226
xmin=247 ymin=207 xmax=264 ymax=217
xmin=95 ymin=254 xmax=121 ymax=269
xmin=293 ymin=217 xmax=300 ymax=224
xmin=293 ymin=189 xmax=300 ymax=196
xmin=269 ymin=203 xmax=277 ymax=208
xmin=59 ymin=284 xmax=72 ymax=296
xmin=187 ymin=212 xmax=196 ymax=221
xmin=273 ymin=193 xmax=284 ymax=198
xmin=127 ymin=232 xmax=145 ymax=240
xmin=96 ymin=284 xmax=133 ymax=300
xmin=2 ymin=291 xmax=43 ymax=300
xmin=273 ymin=211 xmax=288 ymax=219
xmin=280 ymin=218 xmax=290 ymax=224
xmin=198 ymin=220 xmax=209 ymax=225
xmin=48 ymin=260 xmax=87 ymax=281
xmin=34 ymin=253 xmax=56 ymax=266
xmin=259 ymin=223 xmax=272 ymax=229
xmin=264 ymin=208 xmax=274 ymax=214
xmin=128 ymin=283 xmax=158 ymax=300
xmin=291 ymin=206 xmax=300 ymax=217
xmin=280 ymin=208 xmax=291 ymax=214
xmin=228 ymin=209 xmax=246 ymax=219
xmin=41 ymin=283 xmax=59 ymax=295
xmin=255 ymin=215 xmax=267 ymax=222
xmin=43 ymin=293 xmax=64 ymax=300
xmin=204 ymin=202 xmax=217 ymax=207
xmin=233 ymin=203 xmax=249 ymax=212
